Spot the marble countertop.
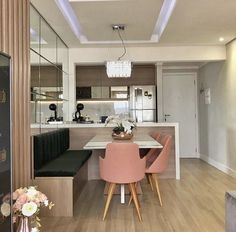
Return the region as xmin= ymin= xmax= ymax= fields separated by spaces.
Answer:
xmin=31 ymin=122 xmax=179 ymax=129
xmin=83 ymin=134 xmax=163 ymax=150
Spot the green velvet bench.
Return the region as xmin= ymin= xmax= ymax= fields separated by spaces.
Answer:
xmin=32 ymin=128 xmax=92 ymax=216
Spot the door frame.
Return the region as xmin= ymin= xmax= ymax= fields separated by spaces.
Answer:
xmin=162 ymin=72 xmax=199 ymax=158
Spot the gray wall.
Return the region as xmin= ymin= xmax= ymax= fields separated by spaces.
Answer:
xmin=198 ymin=39 xmax=236 ymax=176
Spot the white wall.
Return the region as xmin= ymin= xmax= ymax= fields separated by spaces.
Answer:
xmin=198 ymin=40 xmax=236 ymax=177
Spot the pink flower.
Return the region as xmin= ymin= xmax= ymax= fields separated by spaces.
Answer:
xmin=17 ymin=194 xmax=28 ymax=205
xmin=33 ymin=198 xmax=41 ymax=207
xmin=13 ymin=202 xmax=22 ymax=212
xmin=38 ymin=193 xmax=47 ymax=202
xmin=13 ymin=188 xmax=26 ymax=200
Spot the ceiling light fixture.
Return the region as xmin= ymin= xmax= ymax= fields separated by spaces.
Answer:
xmin=219 ymin=37 xmax=225 ymax=42
xmin=106 ymin=25 xmax=132 ymax=78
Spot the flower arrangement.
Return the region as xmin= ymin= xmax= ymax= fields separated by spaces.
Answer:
xmin=105 ymin=115 xmax=136 ymax=135
xmin=13 ymin=186 xmax=54 ymax=232
xmin=0 ymin=193 xmax=11 ymax=221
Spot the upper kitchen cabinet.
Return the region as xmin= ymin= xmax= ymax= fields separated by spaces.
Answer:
xmin=130 ymin=65 xmax=156 ymax=85
xmin=30 ymin=4 xmax=69 ymax=125
xmin=76 ymin=64 xmax=156 ymax=100
xmin=76 ymin=64 xmax=156 ymax=87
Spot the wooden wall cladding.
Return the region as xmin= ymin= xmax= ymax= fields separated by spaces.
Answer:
xmin=0 ymin=0 xmax=30 ymax=188
xmin=76 ymin=64 xmax=156 ymax=86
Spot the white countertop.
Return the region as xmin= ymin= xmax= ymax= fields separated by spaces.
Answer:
xmin=31 ymin=122 xmax=179 ymax=129
xmin=83 ymin=134 xmax=163 ymax=150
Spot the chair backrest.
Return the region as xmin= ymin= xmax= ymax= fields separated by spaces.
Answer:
xmin=99 ymin=142 xmax=146 ymax=184
xmin=146 ymin=135 xmax=172 ymax=174
xmin=150 ymin=131 xmax=161 ymax=141
xmin=145 ymin=133 xmax=162 ymax=162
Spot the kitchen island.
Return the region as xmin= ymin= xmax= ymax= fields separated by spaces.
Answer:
xmin=31 ymin=122 xmax=180 ymax=180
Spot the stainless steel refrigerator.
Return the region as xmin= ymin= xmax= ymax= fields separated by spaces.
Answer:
xmin=129 ymin=85 xmax=156 ymax=122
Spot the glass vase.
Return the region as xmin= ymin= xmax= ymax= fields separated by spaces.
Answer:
xmin=16 ymin=217 xmax=31 ymax=232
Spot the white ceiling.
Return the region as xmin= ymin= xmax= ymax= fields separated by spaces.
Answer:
xmin=30 ymin=0 xmax=236 ymax=48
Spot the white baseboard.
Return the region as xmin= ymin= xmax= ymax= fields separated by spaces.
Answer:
xmin=180 ymin=153 xmax=200 ymax=158
xmin=200 ymin=154 xmax=236 ymax=178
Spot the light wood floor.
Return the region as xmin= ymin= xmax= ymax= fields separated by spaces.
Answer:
xmin=41 ymin=159 xmax=236 ymax=232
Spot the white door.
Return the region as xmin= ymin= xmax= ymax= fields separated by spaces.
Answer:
xmin=163 ymin=73 xmax=197 ymax=158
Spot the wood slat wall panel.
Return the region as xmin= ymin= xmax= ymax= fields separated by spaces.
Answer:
xmin=0 ymin=0 xmax=30 ymax=188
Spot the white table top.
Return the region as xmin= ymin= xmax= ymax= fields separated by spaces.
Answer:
xmin=83 ymin=134 xmax=163 ymax=150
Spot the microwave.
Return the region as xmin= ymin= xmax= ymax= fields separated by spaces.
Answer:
xmin=76 ymin=87 xmax=91 ymax=99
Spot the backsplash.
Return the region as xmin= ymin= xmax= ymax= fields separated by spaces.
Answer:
xmin=31 ymin=100 xmax=129 ymax=124
xmin=76 ymin=100 xmax=129 ymax=122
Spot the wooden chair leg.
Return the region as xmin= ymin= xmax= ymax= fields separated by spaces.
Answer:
xmin=128 ymin=182 xmax=140 ymax=207
xmin=103 ymin=183 xmax=116 ymax=220
xmin=128 ymin=192 xmax=133 ymax=206
xmin=152 ymin=174 xmax=162 ymax=206
xmin=147 ymin=174 xmax=154 ymax=191
xmin=129 ymin=183 xmax=142 ymax=221
xmin=146 ymin=173 xmax=150 ymax=183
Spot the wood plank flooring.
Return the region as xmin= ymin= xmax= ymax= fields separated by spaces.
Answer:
xmin=41 ymin=159 xmax=236 ymax=232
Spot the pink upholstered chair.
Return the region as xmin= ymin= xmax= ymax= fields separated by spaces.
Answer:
xmin=150 ymin=131 xmax=161 ymax=140
xmin=146 ymin=135 xmax=172 ymax=206
xmin=145 ymin=132 xmax=161 ymax=163
xmin=99 ymin=142 xmax=146 ymax=221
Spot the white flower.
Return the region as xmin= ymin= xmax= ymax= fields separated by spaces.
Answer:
xmin=44 ymin=200 xmax=49 ymax=206
xmin=31 ymin=227 xmax=39 ymax=232
xmin=0 ymin=202 xmax=11 ymax=217
xmin=122 ymin=120 xmax=134 ymax=132
xmin=22 ymin=202 xmax=38 ymax=217
xmin=26 ymin=187 xmax=38 ymax=200
xmin=105 ymin=115 xmax=119 ymax=125
xmin=126 ymin=129 xmax=132 ymax=134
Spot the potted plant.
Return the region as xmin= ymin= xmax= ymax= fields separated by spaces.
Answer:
xmin=105 ymin=115 xmax=136 ymax=139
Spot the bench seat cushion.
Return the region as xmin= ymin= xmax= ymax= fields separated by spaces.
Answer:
xmin=35 ymin=150 xmax=92 ymax=177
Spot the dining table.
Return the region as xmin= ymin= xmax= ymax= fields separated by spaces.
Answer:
xmin=83 ymin=133 xmax=163 ymax=204
xmin=83 ymin=133 xmax=163 ymax=150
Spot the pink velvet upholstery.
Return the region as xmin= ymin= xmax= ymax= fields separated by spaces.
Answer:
xmin=146 ymin=135 xmax=172 ymax=174
xmin=150 ymin=131 xmax=161 ymax=140
xmin=145 ymin=133 xmax=162 ymax=164
xmin=99 ymin=142 xmax=146 ymax=184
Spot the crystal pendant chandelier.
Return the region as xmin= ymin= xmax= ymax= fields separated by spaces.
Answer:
xmin=106 ymin=25 xmax=132 ymax=78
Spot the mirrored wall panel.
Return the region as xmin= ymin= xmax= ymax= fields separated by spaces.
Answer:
xmin=0 ymin=53 xmax=12 ymax=231
xmin=30 ymin=5 xmax=69 ymax=129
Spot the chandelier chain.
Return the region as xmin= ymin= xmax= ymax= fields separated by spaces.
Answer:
xmin=116 ymin=28 xmax=127 ymax=61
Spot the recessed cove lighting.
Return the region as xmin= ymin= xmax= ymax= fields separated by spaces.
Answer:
xmin=56 ymin=0 xmax=176 ymax=44
xmin=55 ymin=0 xmax=87 ymax=42
xmin=219 ymin=37 xmax=225 ymax=42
